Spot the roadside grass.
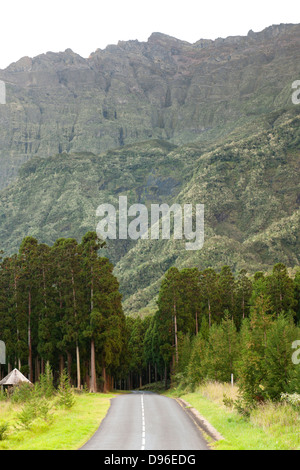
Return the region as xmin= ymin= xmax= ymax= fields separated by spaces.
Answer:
xmin=166 ymin=382 xmax=300 ymax=450
xmin=0 ymin=393 xmax=115 ymax=450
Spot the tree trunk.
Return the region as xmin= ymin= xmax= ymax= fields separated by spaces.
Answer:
xmin=28 ymin=288 xmax=33 ymax=383
xmin=35 ymin=357 xmax=40 ymax=382
xmin=174 ymin=300 xmax=179 ymax=364
xmin=164 ymin=363 xmax=167 ymax=389
xmin=76 ymin=342 xmax=81 ymax=389
xmin=102 ymin=365 xmax=107 ymax=393
xmin=59 ymin=355 xmax=64 ymax=376
xmin=90 ymin=339 xmax=97 ymax=392
xmin=67 ymin=352 xmax=72 ymax=383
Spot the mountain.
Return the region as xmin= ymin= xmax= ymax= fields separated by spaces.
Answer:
xmin=0 ymin=24 xmax=299 ymax=314
xmin=0 ymin=106 xmax=299 ymax=313
xmin=0 ymin=23 xmax=299 ymax=190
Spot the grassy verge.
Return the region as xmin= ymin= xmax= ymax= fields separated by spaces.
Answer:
xmin=166 ymin=383 xmax=300 ymax=450
xmin=0 ymin=393 xmax=115 ymax=450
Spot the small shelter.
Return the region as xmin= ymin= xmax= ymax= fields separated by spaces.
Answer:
xmin=0 ymin=368 xmax=32 ymax=388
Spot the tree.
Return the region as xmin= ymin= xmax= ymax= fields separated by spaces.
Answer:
xmin=263 ymin=314 xmax=298 ymax=400
xmin=219 ymin=266 xmax=236 ymax=319
xmin=238 ymin=296 xmax=274 ymax=403
xmin=180 ymin=268 xmax=201 ymax=335
xmin=52 ymin=238 xmax=85 ymax=389
xmin=235 ymin=269 xmax=252 ymax=327
xmin=205 ymin=314 xmax=239 ymax=383
xmin=18 ymin=237 xmax=39 ymax=382
xmin=157 ymin=267 xmax=183 ymax=367
xmin=90 ymin=256 xmax=125 ymax=392
xmin=80 ymin=232 xmax=106 ymax=392
xmin=266 ymin=263 xmax=296 ymax=316
xmin=199 ymin=268 xmax=220 ymax=328
xmin=294 ymin=270 xmax=300 ymax=324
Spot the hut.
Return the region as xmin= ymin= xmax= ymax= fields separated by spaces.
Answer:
xmin=0 ymin=368 xmax=32 ymax=390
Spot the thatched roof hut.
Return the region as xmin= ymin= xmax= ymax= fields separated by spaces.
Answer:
xmin=0 ymin=368 xmax=32 ymax=386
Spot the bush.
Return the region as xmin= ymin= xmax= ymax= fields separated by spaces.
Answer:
xmin=16 ymin=400 xmax=38 ymax=429
xmin=10 ymin=383 xmax=33 ymax=404
xmin=37 ymin=398 xmax=53 ymax=423
xmin=35 ymin=364 xmax=55 ymax=399
xmin=223 ymin=393 xmax=254 ymax=418
xmin=0 ymin=422 xmax=9 ymax=440
xmin=56 ymin=370 xmax=75 ymax=409
xmin=280 ymin=393 xmax=300 ymax=408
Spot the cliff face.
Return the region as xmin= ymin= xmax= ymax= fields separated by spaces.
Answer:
xmin=0 ymin=24 xmax=299 ymax=314
xmin=0 ymin=108 xmax=299 ymax=313
xmin=0 ymin=24 xmax=299 ymax=190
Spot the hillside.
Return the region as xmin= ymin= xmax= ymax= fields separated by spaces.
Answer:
xmin=0 ymin=105 xmax=299 ymax=313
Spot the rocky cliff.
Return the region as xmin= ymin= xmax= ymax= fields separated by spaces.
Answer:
xmin=0 ymin=23 xmax=299 ymax=190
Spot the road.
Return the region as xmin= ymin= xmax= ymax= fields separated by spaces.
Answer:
xmin=80 ymin=392 xmax=209 ymax=450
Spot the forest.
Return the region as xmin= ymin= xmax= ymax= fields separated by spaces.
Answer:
xmin=0 ymin=233 xmax=300 ymax=405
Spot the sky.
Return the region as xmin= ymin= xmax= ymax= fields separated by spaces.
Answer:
xmin=0 ymin=0 xmax=299 ymax=69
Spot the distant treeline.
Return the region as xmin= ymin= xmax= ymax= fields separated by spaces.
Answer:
xmin=1 ymin=234 xmax=299 ymax=399
xmin=124 ymin=265 xmax=300 ymax=401
xmin=0 ymin=232 xmax=126 ymax=392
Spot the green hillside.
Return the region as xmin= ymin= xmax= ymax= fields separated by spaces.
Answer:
xmin=0 ymin=106 xmax=299 ymax=314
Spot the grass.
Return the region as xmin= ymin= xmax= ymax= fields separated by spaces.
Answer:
xmin=166 ymin=382 xmax=300 ymax=450
xmin=0 ymin=392 xmax=115 ymax=450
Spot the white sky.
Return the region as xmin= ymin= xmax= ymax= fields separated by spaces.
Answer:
xmin=0 ymin=0 xmax=299 ymax=69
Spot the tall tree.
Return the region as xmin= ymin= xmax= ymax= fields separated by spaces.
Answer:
xmin=266 ymin=263 xmax=296 ymax=316
xmin=81 ymin=232 xmax=106 ymax=392
xmin=199 ymin=268 xmax=220 ymax=328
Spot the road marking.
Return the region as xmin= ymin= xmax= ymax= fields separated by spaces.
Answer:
xmin=141 ymin=394 xmax=145 ymax=450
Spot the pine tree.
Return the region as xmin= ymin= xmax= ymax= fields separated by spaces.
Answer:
xmin=266 ymin=263 xmax=296 ymax=316
xmin=263 ymin=313 xmax=298 ymax=400
xmin=235 ymin=269 xmax=252 ymax=327
xmin=80 ymin=231 xmax=106 ymax=393
xmin=238 ymin=296 xmax=274 ymax=403
xmin=57 ymin=369 xmax=75 ymax=409
xmin=18 ymin=237 xmax=39 ymax=382
xmin=205 ymin=314 xmax=239 ymax=383
xmin=199 ymin=268 xmax=220 ymax=328
xmin=186 ymin=334 xmax=207 ymax=388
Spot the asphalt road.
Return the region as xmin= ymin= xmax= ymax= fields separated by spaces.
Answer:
xmin=81 ymin=392 xmax=209 ymax=450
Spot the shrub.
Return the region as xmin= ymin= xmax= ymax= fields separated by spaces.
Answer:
xmin=37 ymin=398 xmax=53 ymax=423
xmin=16 ymin=400 xmax=38 ymax=429
xmin=280 ymin=393 xmax=300 ymax=408
xmin=0 ymin=422 xmax=9 ymax=440
xmin=223 ymin=393 xmax=254 ymax=418
xmin=10 ymin=383 xmax=33 ymax=404
xmin=35 ymin=363 xmax=55 ymax=399
xmin=56 ymin=370 xmax=75 ymax=409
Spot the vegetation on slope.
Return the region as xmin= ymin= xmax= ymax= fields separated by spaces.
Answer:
xmin=0 ymin=109 xmax=299 ymax=314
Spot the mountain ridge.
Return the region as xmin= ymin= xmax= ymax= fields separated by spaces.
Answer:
xmin=0 ymin=23 xmax=299 ymax=314
xmin=0 ymin=23 xmax=299 ymax=190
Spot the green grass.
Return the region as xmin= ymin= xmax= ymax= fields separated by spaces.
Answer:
xmin=0 ymin=393 xmax=115 ymax=450
xmin=165 ymin=383 xmax=300 ymax=450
